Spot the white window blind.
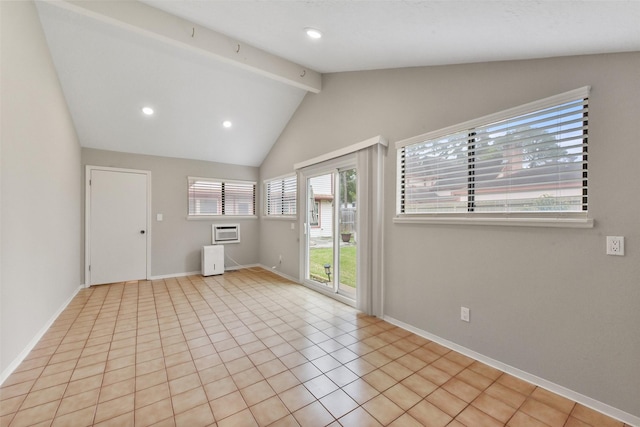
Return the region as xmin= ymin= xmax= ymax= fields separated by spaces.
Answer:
xmin=398 ymin=87 xmax=589 ymax=215
xmin=265 ymin=175 xmax=297 ymax=216
xmin=188 ymin=177 xmax=255 ymax=216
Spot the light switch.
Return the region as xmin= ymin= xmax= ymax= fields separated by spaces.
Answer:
xmin=157 ymin=213 xmax=163 ymax=221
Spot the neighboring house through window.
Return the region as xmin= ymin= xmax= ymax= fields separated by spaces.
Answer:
xmin=188 ymin=177 xmax=256 ymax=217
xmin=396 ymin=87 xmax=590 ymax=222
xmin=309 ymin=174 xmax=333 ymax=236
xmin=310 ymin=201 xmax=319 ymax=227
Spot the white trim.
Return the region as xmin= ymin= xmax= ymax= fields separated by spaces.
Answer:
xmin=395 ymin=86 xmax=591 ymax=149
xmin=0 ymin=285 xmax=82 ymax=385
xmin=294 ymin=135 xmax=388 ymax=170
xmin=263 ymin=172 xmax=297 ymax=183
xmin=225 ymin=263 xmax=260 ymax=272
xmin=151 ymin=265 xmax=297 ymax=281
xmin=301 ymin=279 xmax=357 ymax=308
xmin=259 ymin=265 xmax=299 ymax=283
xmin=187 ymin=215 xmax=257 ymax=221
xmin=299 ymin=155 xmax=356 ymax=178
xmin=188 ymin=176 xmax=257 ymax=186
xmin=149 ymin=271 xmax=202 ymax=280
xmin=262 ymin=215 xmax=297 ymax=221
xmin=384 ymin=315 xmax=640 ymax=427
xmin=148 ymin=264 xmax=262 ymax=280
xmin=393 ymin=215 xmax=594 ymax=228
xmin=85 ymin=166 xmax=152 ymax=286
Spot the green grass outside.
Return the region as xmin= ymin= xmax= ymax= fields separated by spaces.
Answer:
xmin=309 ymin=246 xmax=356 ymax=288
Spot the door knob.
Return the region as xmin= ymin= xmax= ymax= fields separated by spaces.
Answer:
xmin=140 ymin=230 xmax=146 ymax=234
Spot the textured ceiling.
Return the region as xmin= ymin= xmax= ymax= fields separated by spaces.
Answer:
xmin=36 ymin=1 xmax=640 ymax=167
xmin=142 ymin=0 xmax=640 ymax=73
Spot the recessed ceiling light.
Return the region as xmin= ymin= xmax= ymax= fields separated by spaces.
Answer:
xmin=222 ymin=120 xmax=232 ymax=128
xmin=141 ymin=106 xmax=154 ymax=116
xmin=305 ymin=27 xmax=322 ymax=39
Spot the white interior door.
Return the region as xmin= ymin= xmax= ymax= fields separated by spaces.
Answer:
xmin=88 ymin=168 xmax=149 ymax=285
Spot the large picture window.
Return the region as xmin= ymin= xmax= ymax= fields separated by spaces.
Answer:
xmin=397 ymin=87 xmax=589 ymax=218
xmin=188 ymin=177 xmax=255 ymax=217
xmin=265 ymin=175 xmax=297 ymax=217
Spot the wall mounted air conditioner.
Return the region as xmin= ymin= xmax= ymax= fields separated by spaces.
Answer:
xmin=212 ymin=224 xmax=240 ymax=244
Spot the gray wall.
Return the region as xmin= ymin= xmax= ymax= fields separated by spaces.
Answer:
xmin=2 ymin=3 xmax=638 ymax=417
xmin=259 ymin=53 xmax=640 ymax=417
xmin=1 ymin=1 xmax=82 ymax=376
xmin=82 ymin=149 xmax=260 ymax=279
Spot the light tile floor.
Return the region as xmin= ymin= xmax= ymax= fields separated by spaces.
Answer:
xmin=0 ymin=269 xmax=631 ymax=427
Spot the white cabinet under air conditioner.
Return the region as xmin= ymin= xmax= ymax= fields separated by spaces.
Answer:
xmin=202 ymin=245 xmax=224 ymax=276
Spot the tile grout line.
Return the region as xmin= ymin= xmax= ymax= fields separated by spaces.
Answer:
xmin=1 ymin=270 xmax=622 ymax=427
xmin=14 ymin=286 xmax=99 ymax=426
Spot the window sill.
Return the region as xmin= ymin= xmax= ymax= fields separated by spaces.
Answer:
xmin=262 ymin=215 xmax=297 ymax=221
xmin=187 ymin=215 xmax=257 ymax=221
xmin=393 ymin=215 xmax=594 ymax=228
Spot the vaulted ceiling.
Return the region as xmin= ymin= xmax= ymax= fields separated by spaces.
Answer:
xmin=36 ymin=0 xmax=640 ymax=167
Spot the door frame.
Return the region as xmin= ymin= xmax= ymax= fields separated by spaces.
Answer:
xmin=85 ymin=165 xmax=152 ymax=287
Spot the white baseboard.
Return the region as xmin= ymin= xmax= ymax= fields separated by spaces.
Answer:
xmin=147 ymin=265 xmax=302 ymax=284
xmin=149 ymin=264 xmax=266 ymax=280
xmin=257 ymin=264 xmax=300 ymax=283
xmin=383 ymin=315 xmax=639 ymax=427
xmin=149 ymin=271 xmax=201 ymax=280
xmin=0 ymin=285 xmax=83 ymax=386
xmin=225 ymin=263 xmax=260 ymax=272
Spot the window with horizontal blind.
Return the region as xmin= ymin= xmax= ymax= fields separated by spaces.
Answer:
xmin=396 ymin=87 xmax=589 ymax=219
xmin=265 ymin=175 xmax=297 ymax=216
xmin=188 ymin=177 xmax=256 ymax=217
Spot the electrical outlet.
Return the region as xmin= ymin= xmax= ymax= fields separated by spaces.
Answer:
xmin=461 ymin=307 xmax=470 ymax=322
xmin=279 ymin=254 xmax=283 ymax=263
xmin=606 ymin=236 xmax=625 ymax=256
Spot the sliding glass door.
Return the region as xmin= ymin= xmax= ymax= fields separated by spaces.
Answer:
xmin=304 ymin=164 xmax=357 ymax=302
xmin=296 ymin=136 xmax=386 ymax=315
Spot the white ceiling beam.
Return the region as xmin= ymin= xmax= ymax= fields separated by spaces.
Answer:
xmin=44 ymin=0 xmax=322 ymax=93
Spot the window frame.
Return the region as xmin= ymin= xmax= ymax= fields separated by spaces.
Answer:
xmin=187 ymin=176 xmax=256 ymax=219
xmin=395 ymin=87 xmax=593 ymax=228
xmin=263 ymin=174 xmax=297 ymax=218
